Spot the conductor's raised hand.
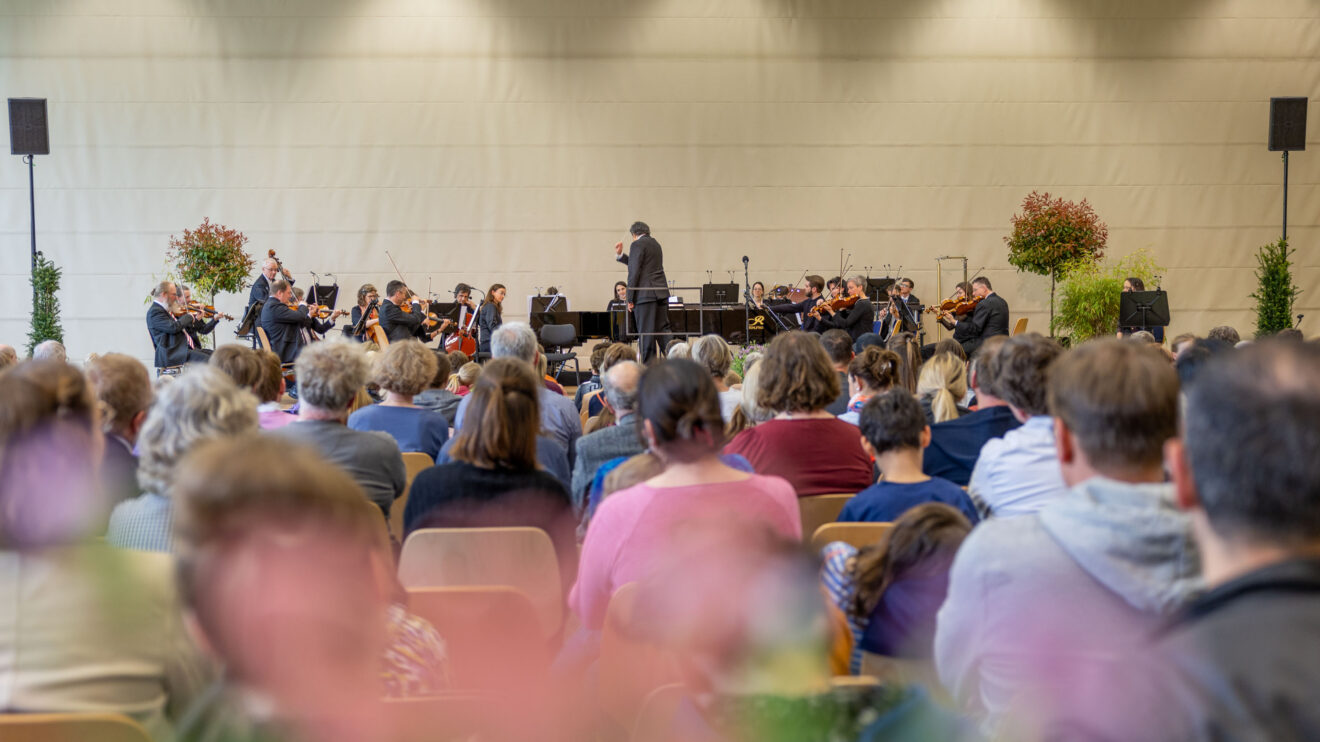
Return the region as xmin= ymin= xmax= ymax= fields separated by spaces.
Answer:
xmin=614 ymin=241 xmax=624 ymax=257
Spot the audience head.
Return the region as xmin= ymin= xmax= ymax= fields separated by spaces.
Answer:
xmin=602 ymin=360 xmax=642 ymax=417
xmin=726 ymin=358 xmax=773 ymax=437
xmin=600 ymin=342 xmax=641 ymax=373
xmin=589 ymin=341 xmax=612 ymax=374
xmin=0 ymin=360 xmax=104 ymax=547
xmin=372 ymin=340 xmax=436 ymax=398
xmin=757 ymin=332 xmax=840 ymax=414
xmin=917 ymin=352 xmax=968 ymax=424
xmin=665 ymin=341 xmax=690 ymax=360
xmin=1175 ymin=338 xmax=1230 ymax=391
xmin=210 ymin=344 xmax=265 ymax=396
xmin=255 ymin=350 xmax=286 ymax=404
xmin=429 ymin=350 xmax=452 ymax=391
xmin=32 ymin=340 xmax=66 ymax=363
xmin=933 ymin=338 xmax=967 ymax=363
xmin=450 ymin=358 xmax=540 ymax=470
xmin=1272 ymin=328 xmax=1304 ymax=343
xmin=638 ymin=359 xmax=726 ymax=463
xmin=1207 ymin=325 xmax=1240 ymax=345
xmin=1127 ymin=330 xmax=1158 ymax=344
xmin=819 ymin=329 xmax=854 ymax=369
xmin=1122 ymin=277 xmax=1145 ymax=292
xmin=858 ymin=388 xmax=929 ymax=459
xmin=490 ymin=322 xmax=537 ymax=364
xmin=1049 ymin=338 xmax=1179 ymax=485
xmin=84 ymin=353 xmax=153 ymax=443
xmin=969 ymin=335 xmax=1009 ymax=402
xmin=848 ymin=346 xmax=901 ymax=396
xmin=136 ymin=367 xmax=258 ymax=497
xmin=446 ymin=349 xmax=469 ymax=370
xmin=690 ymin=335 xmax=733 ymax=381
xmin=886 ymin=331 xmax=921 ymax=393
xmin=1170 ymin=333 xmax=1197 ymax=357
xmin=1174 ymin=341 xmax=1320 ymax=553
xmin=452 ymin=362 xmax=481 ymax=391
xmin=294 ymin=340 xmax=371 ymax=420
xmin=849 ymin=503 xmax=972 ymax=627
xmin=0 ymin=344 xmax=17 ymax=371
xmin=996 ymin=333 xmax=1063 ymax=419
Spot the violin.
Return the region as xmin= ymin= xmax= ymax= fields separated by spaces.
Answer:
xmin=185 ymin=301 xmax=233 ymax=321
xmin=808 ymin=293 xmax=860 ymax=318
xmin=926 ymin=296 xmax=982 ymax=318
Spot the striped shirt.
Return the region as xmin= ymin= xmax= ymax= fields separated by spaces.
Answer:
xmin=820 ymin=541 xmax=866 ymax=674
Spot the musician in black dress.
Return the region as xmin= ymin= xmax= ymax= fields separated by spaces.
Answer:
xmin=607 ymin=281 xmax=632 ymax=342
xmin=348 ymin=283 xmax=381 ymax=342
xmin=476 ymin=284 xmax=506 ymax=357
xmin=818 ymin=275 xmax=875 ymax=344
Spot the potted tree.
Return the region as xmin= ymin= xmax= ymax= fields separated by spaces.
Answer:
xmin=27 ymin=251 xmax=65 ymax=356
xmin=1004 ymin=191 xmax=1109 ymax=334
xmin=166 ymin=218 xmax=254 ymax=347
xmin=1250 ymin=237 xmax=1301 ymax=337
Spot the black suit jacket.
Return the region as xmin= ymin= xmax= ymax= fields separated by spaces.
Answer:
xmin=185 ymin=316 xmax=219 ymax=349
xmin=380 ymin=299 xmax=428 ymax=343
xmin=260 ymin=300 xmax=316 ymax=364
xmin=617 ymin=235 xmax=670 ymax=304
xmin=147 ymin=303 xmax=198 ymax=368
xmin=825 ymin=298 xmax=875 ymax=342
xmin=956 ymin=293 xmax=1010 ymax=356
xmin=247 ymin=273 xmax=294 ymax=310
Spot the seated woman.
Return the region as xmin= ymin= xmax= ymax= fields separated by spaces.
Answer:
xmin=821 ymin=503 xmax=972 ymax=674
xmin=838 ymin=346 xmax=902 ymax=426
xmin=347 ymin=340 xmax=450 ymax=459
xmin=724 ymin=332 xmax=874 ymax=496
xmin=916 ymin=352 xmax=969 ymax=425
xmin=404 ymin=358 xmax=576 ymax=586
xmin=0 ymin=360 xmax=209 ymax=740
xmin=570 ymin=359 xmax=802 ymax=630
xmin=691 ymin=334 xmax=741 ymax=422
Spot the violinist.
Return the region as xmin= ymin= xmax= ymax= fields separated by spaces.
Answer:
xmin=349 ymin=284 xmax=381 ymax=342
xmin=179 ymin=285 xmax=220 ymax=350
xmin=259 ymin=280 xmax=324 ymax=365
xmin=750 ymin=281 xmax=767 ymax=310
xmin=931 ymin=276 xmax=1010 ymax=357
xmin=380 ymin=280 xmax=450 ymax=344
xmin=896 ymin=278 xmax=923 ymax=318
xmin=476 ymin=283 xmax=506 ymax=358
xmin=292 ymin=286 xmax=348 ymax=343
xmin=769 ymin=274 xmax=828 ymax=333
xmin=817 ymin=275 xmax=875 ymax=344
xmin=147 ymin=281 xmax=211 ymax=367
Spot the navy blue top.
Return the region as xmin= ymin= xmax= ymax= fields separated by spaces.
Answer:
xmin=837 ymin=477 xmax=979 ymax=525
xmin=921 ymin=405 xmax=1021 ymax=486
xmin=859 ymin=569 xmax=955 ymax=659
xmin=346 ymin=404 xmax=450 ymax=460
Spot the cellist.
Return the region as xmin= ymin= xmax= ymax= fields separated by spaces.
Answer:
xmin=349 ymin=284 xmax=381 ymax=343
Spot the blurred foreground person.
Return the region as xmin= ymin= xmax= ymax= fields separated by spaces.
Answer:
xmin=0 ymin=360 xmax=207 ymax=739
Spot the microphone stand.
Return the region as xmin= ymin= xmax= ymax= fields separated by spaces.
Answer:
xmin=742 ymin=257 xmax=751 ymax=346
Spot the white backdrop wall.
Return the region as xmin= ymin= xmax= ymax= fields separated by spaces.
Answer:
xmin=1 ymin=0 xmax=1317 ymax=366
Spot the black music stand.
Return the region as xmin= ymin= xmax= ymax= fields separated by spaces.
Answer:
xmin=1119 ymin=290 xmax=1170 ymax=331
xmin=236 ymin=300 xmax=263 ymax=339
xmin=308 ymin=284 xmax=339 ymax=309
xmin=702 ymin=283 xmax=740 ymax=305
xmin=866 ymin=277 xmax=896 ymax=303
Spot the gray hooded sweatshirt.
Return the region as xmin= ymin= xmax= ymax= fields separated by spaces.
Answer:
xmin=934 ymin=476 xmax=1203 ymax=727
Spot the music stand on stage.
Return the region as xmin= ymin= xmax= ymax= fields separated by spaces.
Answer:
xmin=236 ymin=300 xmax=263 ymax=340
xmin=866 ymin=277 xmax=896 ymax=303
xmin=1119 ymin=290 xmax=1171 ymax=331
xmin=308 ymin=284 xmax=339 ymax=309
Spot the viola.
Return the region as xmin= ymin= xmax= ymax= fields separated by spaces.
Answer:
xmin=808 ymin=293 xmax=860 ymax=318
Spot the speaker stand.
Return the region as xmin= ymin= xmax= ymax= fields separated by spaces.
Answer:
xmin=1282 ymin=150 xmax=1290 ymax=241
xmin=24 ymin=154 xmax=36 ymax=312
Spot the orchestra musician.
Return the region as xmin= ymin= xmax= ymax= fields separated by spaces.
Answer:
xmin=147 ymin=281 xmax=211 ymax=367
xmin=291 ymin=287 xmax=347 ymax=344
xmin=379 ymin=280 xmax=450 ymax=344
xmin=348 ymin=284 xmax=381 ymax=342
xmin=750 ymin=281 xmax=767 ymax=310
xmin=607 ymin=281 xmax=632 ymax=342
xmin=247 ymin=256 xmax=293 ymax=311
xmin=440 ymin=283 xmax=479 ymax=349
xmin=476 ymin=283 xmax=506 ymax=357
xmin=179 ymin=285 xmax=220 ymax=350
xmin=1118 ymin=276 xmax=1164 ymax=342
xmin=817 ymin=275 xmax=876 ymax=344
xmin=896 ymin=278 xmax=923 ymax=319
xmin=769 ymin=274 xmax=828 ymax=333
xmin=930 ymin=276 xmax=1010 ymax=357
xmin=259 ymin=280 xmax=325 ymax=365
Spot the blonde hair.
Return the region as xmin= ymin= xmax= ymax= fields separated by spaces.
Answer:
xmin=725 ymin=360 xmax=773 ymax=437
xmin=373 ymin=340 xmax=437 ymax=397
xmin=917 ymin=352 xmax=968 ymax=424
xmin=295 ymin=339 xmax=370 ymax=412
xmin=448 ymin=362 xmax=481 ymax=392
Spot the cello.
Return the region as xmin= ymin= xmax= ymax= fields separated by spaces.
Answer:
xmin=444 ymin=297 xmax=480 ymax=356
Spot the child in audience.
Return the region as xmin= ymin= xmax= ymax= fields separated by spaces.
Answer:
xmin=838 ymin=345 xmax=902 ymax=426
xmin=838 ymin=390 xmax=979 ymax=524
xmin=822 ymin=503 xmax=972 ymax=673
xmin=448 ymin=361 xmax=481 ymax=396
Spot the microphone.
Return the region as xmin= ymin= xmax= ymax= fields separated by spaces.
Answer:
xmin=742 ymin=255 xmax=749 ymax=265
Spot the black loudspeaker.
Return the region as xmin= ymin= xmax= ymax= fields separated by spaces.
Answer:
xmin=1269 ymin=97 xmax=1307 ymax=152
xmin=8 ymin=98 xmax=49 ymax=156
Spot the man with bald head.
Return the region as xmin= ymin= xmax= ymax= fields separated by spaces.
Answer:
xmin=570 ymin=360 xmax=644 ymax=512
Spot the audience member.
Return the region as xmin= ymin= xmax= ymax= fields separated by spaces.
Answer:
xmin=453 ymin=322 xmax=581 ymax=465
xmin=1272 ymin=327 xmax=1303 ymax=342
xmin=823 ymin=503 xmax=972 ymax=673
xmin=1046 ymin=340 xmax=1320 ymax=740
xmin=571 ymin=359 xmax=802 ymax=630
xmin=819 ymin=329 xmax=854 ymax=415
xmin=724 ymin=358 xmax=773 ymax=437
xmin=1174 ymin=337 xmax=1230 ymax=391
xmin=449 ymin=360 xmax=480 ymax=395
xmin=665 ymin=340 xmax=690 ymax=359
xmin=172 ymin=436 xmax=447 ymax=742
xmin=572 ymin=340 xmax=613 ymax=410
xmin=691 ymin=334 xmax=740 ymax=421
xmin=0 ymin=343 xmax=17 ymax=370
xmin=85 ymin=352 xmax=153 ymax=507
xmin=405 ymin=358 xmax=576 ymax=587
xmin=839 ymin=389 xmax=978 ymax=524
xmin=347 ymin=340 xmax=449 ymax=459
xmin=1206 ymin=325 xmax=1240 ymax=345
xmin=932 ymin=338 xmax=967 ymax=363
xmin=887 ymin=331 xmax=921 ymax=393
xmin=0 ymin=360 xmax=208 ymax=739
xmin=445 ymin=349 xmax=469 ymax=374
xmin=254 ymin=350 xmax=295 ymax=428
xmin=916 ymin=352 xmax=969 ymax=424
xmin=31 ymin=339 xmax=67 ymax=362
xmin=535 ymin=346 xmax=567 ymax=395
xmin=106 ymin=367 xmax=258 ymax=552
xmin=838 ymin=345 xmax=901 ymax=426
xmin=413 ymin=350 xmax=462 ymax=425
xmin=581 ymin=342 xmax=640 ymax=426
xmin=273 ymin=340 xmax=406 ymax=517
xmin=923 ymin=336 xmax=1021 ymax=486
xmin=570 ymin=360 xmax=644 ymax=512
xmin=966 ymin=333 xmax=1065 ymax=518
xmin=725 ymin=332 xmax=874 ymax=496
xmin=1169 ymin=332 xmax=1197 ymax=358
xmin=937 ymin=338 xmax=1196 ymax=729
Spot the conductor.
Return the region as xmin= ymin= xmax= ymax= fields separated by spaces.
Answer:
xmin=614 ymin=221 xmax=672 ymax=364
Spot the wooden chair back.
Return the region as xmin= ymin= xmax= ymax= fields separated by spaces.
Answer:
xmin=256 ymin=325 xmax=274 ymax=352
xmin=798 ymin=494 xmax=854 ymax=541
xmin=406 ymin=587 xmax=548 ymax=692
xmin=809 ymin=521 xmax=895 ymax=552
xmin=398 ymin=527 xmax=562 ymax=636
xmin=390 ymin=452 xmax=435 ymax=542
xmin=0 ymin=713 xmax=151 ymax=742
xmin=1012 ymin=317 xmax=1029 ymax=336
xmin=600 ymin=583 xmax=681 ymax=729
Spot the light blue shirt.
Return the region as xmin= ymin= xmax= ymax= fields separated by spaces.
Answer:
xmin=347 ymin=404 xmax=449 ymax=460
xmin=106 ymin=492 xmax=173 ymax=553
xmin=966 ymin=415 xmax=1066 ymax=519
xmin=454 ymin=386 xmax=582 ymax=466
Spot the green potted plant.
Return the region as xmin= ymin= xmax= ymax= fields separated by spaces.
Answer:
xmin=1004 ymin=191 xmax=1109 ymax=334
xmin=27 ymin=251 xmax=65 ymax=356
xmin=1052 ymin=249 xmax=1164 ymax=344
xmin=1249 ymin=237 xmax=1301 ymax=337
xmin=166 ymin=218 xmax=254 ymax=346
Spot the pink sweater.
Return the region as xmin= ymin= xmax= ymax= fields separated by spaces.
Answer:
xmin=568 ymin=474 xmax=801 ymax=630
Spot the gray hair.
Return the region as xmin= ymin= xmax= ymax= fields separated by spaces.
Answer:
xmin=691 ymin=335 xmax=733 ymax=378
xmin=295 ymin=339 xmax=371 ymax=412
xmin=738 ymin=361 xmax=774 ymax=424
xmin=136 ymin=366 xmax=258 ymax=495
xmin=491 ymin=322 xmax=537 ymax=363
xmin=31 ymin=340 xmax=66 ymax=363
xmin=603 ymin=360 xmax=642 ymax=415
xmin=667 ymin=342 xmax=691 ymax=360
xmin=151 ymin=281 xmax=175 ymax=299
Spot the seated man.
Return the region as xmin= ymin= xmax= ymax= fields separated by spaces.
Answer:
xmin=922 ymin=336 xmax=1021 ymax=486
xmin=965 ymin=333 xmax=1066 ymax=518
xmin=258 ymin=280 xmax=320 ymax=365
xmin=936 ymin=339 xmax=1199 ymax=729
xmin=1045 ymin=340 xmax=1320 ymax=741
xmin=838 ymin=389 xmax=978 ymax=525
xmin=570 ymin=360 xmax=644 ymax=513
xmin=147 ymin=281 xmax=210 ymax=367
xmin=85 ymin=353 xmax=153 ymax=508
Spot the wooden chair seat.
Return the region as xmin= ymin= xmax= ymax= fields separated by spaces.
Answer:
xmin=0 ymin=713 xmax=151 ymax=742
xmin=809 ymin=521 xmax=895 ymax=552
